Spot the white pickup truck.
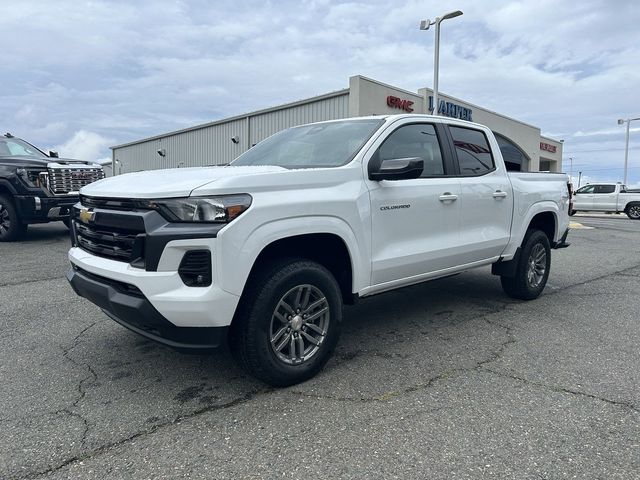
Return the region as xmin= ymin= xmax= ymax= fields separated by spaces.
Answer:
xmin=571 ymin=183 xmax=640 ymax=219
xmin=67 ymin=114 xmax=571 ymax=386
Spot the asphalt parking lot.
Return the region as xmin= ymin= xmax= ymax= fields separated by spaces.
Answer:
xmin=1 ymin=216 xmax=639 ymax=479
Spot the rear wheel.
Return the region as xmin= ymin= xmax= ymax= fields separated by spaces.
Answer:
xmin=500 ymin=229 xmax=551 ymax=300
xmin=0 ymin=194 xmax=27 ymax=242
xmin=229 ymin=259 xmax=342 ymax=387
xmin=626 ymin=204 xmax=640 ymax=220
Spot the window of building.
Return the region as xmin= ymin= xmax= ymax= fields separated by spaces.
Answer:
xmin=376 ymin=124 xmax=445 ymax=177
xmin=493 ymin=132 xmax=530 ymax=172
xmin=450 ymin=126 xmax=495 ymax=175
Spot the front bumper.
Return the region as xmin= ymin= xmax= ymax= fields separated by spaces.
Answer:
xmin=14 ymin=194 xmax=77 ymax=223
xmin=67 ymin=266 xmax=228 ymax=350
xmin=68 ymin=243 xmax=240 ymax=329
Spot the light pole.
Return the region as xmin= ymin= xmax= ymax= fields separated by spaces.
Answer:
xmin=617 ymin=116 xmax=640 ymax=185
xmin=420 ymin=10 xmax=463 ymax=116
xmin=568 ymin=156 xmax=573 ymax=181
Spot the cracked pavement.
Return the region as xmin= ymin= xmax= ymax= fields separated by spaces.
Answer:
xmin=1 ymin=216 xmax=639 ymax=479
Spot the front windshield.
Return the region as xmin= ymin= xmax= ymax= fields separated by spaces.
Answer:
xmin=231 ymin=119 xmax=383 ymax=169
xmin=0 ymin=138 xmax=47 ymax=158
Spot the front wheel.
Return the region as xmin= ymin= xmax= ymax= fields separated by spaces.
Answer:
xmin=626 ymin=204 xmax=640 ymax=220
xmin=0 ymin=194 xmax=27 ymax=242
xmin=500 ymin=229 xmax=551 ymax=300
xmin=229 ymin=259 xmax=342 ymax=387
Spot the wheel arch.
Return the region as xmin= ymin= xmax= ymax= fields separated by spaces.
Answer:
xmin=242 ymin=233 xmax=355 ymax=305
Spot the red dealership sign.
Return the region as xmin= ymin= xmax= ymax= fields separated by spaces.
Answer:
xmin=387 ymin=95 xmax=414 ymax=113
xmin=540 ymin=142 xmax=557 ymax=153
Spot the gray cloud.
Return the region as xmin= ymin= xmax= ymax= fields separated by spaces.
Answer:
xmin=1 ymin=0 xmax=639 ymax=184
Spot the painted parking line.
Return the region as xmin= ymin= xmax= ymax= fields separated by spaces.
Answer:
xmin=569 ymin=221 xmax=594 ymax=229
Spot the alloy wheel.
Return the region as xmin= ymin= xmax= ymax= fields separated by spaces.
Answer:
xmin=526 ymin=243 xmax=547 ymax=288
xmin=269 ymin=284 xmax=330 ymax=365
xmin=0 ymin=202 xmax=10 ymax=235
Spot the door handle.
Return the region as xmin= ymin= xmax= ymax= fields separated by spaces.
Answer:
xmin=493 ymin=190 xmax=508 ymax=199
xmin=439 ymin=193 xmax=458 ymax=202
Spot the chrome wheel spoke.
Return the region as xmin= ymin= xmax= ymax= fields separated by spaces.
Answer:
xmin=305 ymin=306 xmax=328 ymax=322
xmin=304 ymin=298 xmax=325 ymax=314
xmin=273 ymin=310 xmax=288 ymax=324
xmin=293 ymin=286 xmax=304 ymax=309
xmin=277 ymin=299 xmax=295 ymax=317
xmin=289 ymin=334 xmax=297 ymax=361
xmin=301 ymin=331 xmax=320 ymax=346
xmin=271 ymin=325 xmax=288 ymax=345
xmin=304 ymin=322 xmax=324 ymax=335
xmin=296 ymin=335 xmax=304 ymax=358
xmin=274 ymin=332 xmax=292 ymax=352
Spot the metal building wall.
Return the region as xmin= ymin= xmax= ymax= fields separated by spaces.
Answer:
xmin=249 ymin=94 xmax=349 ymax=145
xmin=112 ymin=91 xmax=349 ymax=174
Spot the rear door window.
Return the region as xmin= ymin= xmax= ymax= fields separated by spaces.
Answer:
xmin=449 ymin=126 xmax=495 ymax=176
xmin=594 ymin=185 xmax=615 ymax=194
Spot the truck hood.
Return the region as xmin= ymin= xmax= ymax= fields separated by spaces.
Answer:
xmin=0 ymin=156 xmax=100 ymax=169
xmin=80 ymin=165 xmax=289 ymax=198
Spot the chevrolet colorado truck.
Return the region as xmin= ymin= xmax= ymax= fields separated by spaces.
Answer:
xmin=0 ymin=134 xmax=104 ymax=241
xmin=570 ymin=183 xmax=640 ymax=219
xmin=67 ymin=115 xmax=571 ymax=386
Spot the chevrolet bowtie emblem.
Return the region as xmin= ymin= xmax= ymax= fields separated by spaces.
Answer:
xmin=78 ymin=208 xmax=96 ymax=224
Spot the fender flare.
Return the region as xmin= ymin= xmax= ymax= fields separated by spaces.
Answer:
xmin=502 ymin=201 xmax=560 ymax=258
xmin=0 ymin=179 xmax=18 ymax=195
xmin=217 ymin=215 xmax=368 ymax=297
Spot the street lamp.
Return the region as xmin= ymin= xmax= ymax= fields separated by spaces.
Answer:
xmin=617 ymin=116 xmax=640 ymax=185
xmin=568 ymin=156 xmax=573 ymax=181
xmin=420 ymin=10 xmax=463 ymax=116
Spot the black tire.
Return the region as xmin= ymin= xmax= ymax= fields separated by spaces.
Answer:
xmin=229 ymin=258 xmax=342 ymax=387
xmin=0 ymin=194 xmax=27 ymax=242
xmin=500 ymin=229 xmax=551 ymax=300
xmin=626 ymin=203 xmax=640 ymax=220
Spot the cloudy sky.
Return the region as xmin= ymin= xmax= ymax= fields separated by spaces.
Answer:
xmin=2 ymin=0 xmax=640 ymax=185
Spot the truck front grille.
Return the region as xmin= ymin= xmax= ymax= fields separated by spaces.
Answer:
xmin=48 ymin=167 xmax=104 ymax=195
xmin=75 ymin=222 xmax=143 ymax=263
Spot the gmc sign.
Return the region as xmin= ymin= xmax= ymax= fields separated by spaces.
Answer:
xmin=387 ymin=95 xmax=414 ymax=113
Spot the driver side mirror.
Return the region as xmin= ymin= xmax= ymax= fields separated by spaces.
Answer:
xmin=49 ymin=150 xmax=59 ymax=158
xmin=369 ymin=157 xmax=424 ymax=181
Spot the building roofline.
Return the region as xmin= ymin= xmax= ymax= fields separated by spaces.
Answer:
xmin=540 ymin=134 xmax=563 ymax=144
xmin=111 ymin=88 xmax=350 ymax=150
xmin=352 ymin=75 xmax=424 ymax=99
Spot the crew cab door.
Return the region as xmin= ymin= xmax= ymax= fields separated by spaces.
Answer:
xmin=591 ymin=184 xmax=617 ymax=210
xmin=447 ymin=125 xmax=513 ymax=263
xmin=366 ymin=121 xmax=462 ymax=286
xmin=573 ymin=185 xmax=596 ymax=210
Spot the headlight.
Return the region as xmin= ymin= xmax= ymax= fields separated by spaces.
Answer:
xmin=147 ymin=194 xmax=252 ymax=223
xmin=16 ymin=168 xmax=46 ymax=188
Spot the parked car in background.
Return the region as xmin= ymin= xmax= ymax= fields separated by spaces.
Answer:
xmin=0 ymin=134 xmax=105 ymax=241
xmin=571 ymin=183 xmax=640 ymax=219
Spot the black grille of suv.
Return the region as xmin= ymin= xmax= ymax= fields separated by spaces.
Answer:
xmin=75 ymin=222 xmax=143 ymax=262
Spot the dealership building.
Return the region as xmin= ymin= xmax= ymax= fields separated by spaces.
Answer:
xmin=111 ymin=75 xmax=563 ymax=174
